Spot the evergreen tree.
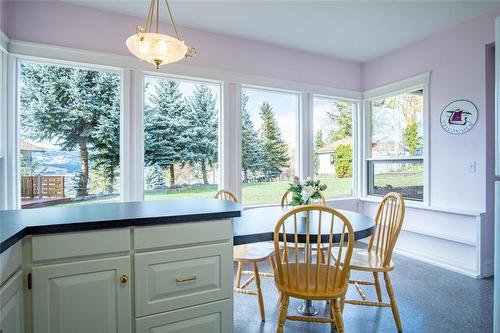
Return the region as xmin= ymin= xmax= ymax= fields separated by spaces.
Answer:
xmin=144 ymin=165 xmax=167 ymax=191
xmin=258 ymin=102 xmax=289 ymax=180
xmin=313 ymin=130 xmax=325 ymax=173
xmin=20 ymin=64 xmax=120 ymax=198
xmin=241 ymin=92 xmax=265 ymax=182
xmin=144 ymin=79 xmax=188 ymax=187
xmin=185 ymin=85 xmax=218 ymax=184
xmin=327 ymin=101 xmax=352 ymax=142
xmin=90 ymin=72 xmax=121 ymax=194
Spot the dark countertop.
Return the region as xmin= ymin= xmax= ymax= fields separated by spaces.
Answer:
xmin=0 ymin=199 xmax=242 ymax=253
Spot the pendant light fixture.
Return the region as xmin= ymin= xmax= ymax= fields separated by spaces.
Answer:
xmin=126 ymin=0 xmax=195 ymax=70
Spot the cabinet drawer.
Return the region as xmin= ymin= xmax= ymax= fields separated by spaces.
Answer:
xmin=135 ymin=243 xmax=232 ymax=317
xmin=32 ymin=228 xmax=130 ymax=262
xmin=135 ymin=299 xmax=232 ymax=333
xmin=134 ymin=220 xmax=232 ymax=251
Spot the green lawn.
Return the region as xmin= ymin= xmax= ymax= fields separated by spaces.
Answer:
xmin=36 ymin=172 xmax=422 ymax=209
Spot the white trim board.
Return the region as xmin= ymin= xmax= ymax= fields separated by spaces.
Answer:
xmin=0 ymin=30 xmax=8 ymax=53
xmin=362 ymin=72 xmax=431 ymax=100
xmin=7 ymin=39 xmax=363 ymax=101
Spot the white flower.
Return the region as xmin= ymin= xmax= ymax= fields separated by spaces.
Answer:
xmin=306 ymin=176 xmax=312 ymax=182
xmin=301 ymin=185 xmax=316 ymax=203
xmin=292 ymin=177 xmax=301 ymax=186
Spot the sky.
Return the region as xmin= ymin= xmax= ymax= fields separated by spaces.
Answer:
xmin=243 ymin=87 xmax=298 ymax=146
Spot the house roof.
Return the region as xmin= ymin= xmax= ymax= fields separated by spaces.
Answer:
xmin=20 ymin=140 xmax=47 ymax=152
xmin=316 ymin=138 xmax=351 ymax=154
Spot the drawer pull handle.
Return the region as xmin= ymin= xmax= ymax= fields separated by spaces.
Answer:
xmin=176 ymin=275 xmax=197 ymax=284
xmin=119 ymin=274 xmax=128 ymax=283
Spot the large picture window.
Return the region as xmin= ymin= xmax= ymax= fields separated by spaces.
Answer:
xmin=241 ymin=87 xmax=298 ymax=205
xmin=368 ymin=89 xmax=424 ymax=201
xmin=313 ymin=96 xmax=354 ymax=199
xmin=143 ymin=75 xmax=220 ymax=201
xmin=19 ymin=61 xmax=121 ymax=209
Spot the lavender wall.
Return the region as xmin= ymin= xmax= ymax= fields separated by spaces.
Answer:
xmin=362 ymin=8 xmax=500 ymax=212
xmin=3 ymin=0 xmax=361 ymax=90
xmin=0 ymin=1 xmax=6 ymax=35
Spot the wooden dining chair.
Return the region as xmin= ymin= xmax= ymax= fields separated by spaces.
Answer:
xmin=280 ymin=190 xmax=328 ymax=263
xmin=214 ymin=189 xmax=238 ymax=202
xmin=334 ymin=192 xmax=405 ymax=332
xmin=273 ymin=205 xmax=355 ymax=333
xmin=214 ymin=189 xmax=275 ymax=322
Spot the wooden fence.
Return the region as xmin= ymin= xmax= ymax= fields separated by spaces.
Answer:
xmin=21 ymin=176 xmax=65 ymax=199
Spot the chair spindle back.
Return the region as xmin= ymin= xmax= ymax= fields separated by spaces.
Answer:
xmin=273 ymin=205 xmax=354 ymax=298
xmin=214 ymin=189 xmax=238 ymax=203
xmin=367 ymin=192 xmax=405 ymax=267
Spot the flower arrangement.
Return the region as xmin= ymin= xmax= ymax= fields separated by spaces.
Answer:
xmin=288 ymin=176 xmax=327 ymax=206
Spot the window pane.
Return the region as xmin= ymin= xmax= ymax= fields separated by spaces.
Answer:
xmin=371 ymin=90 xmax=424 ymax=158
xmin=19 ymin=62 xmax=121 ymax=209
xmin=369 ymin=89 xmax=424 ymax=201
xmin=241 ymin=88 xmax=298 ymax=205
xmin=143 ymin=76 xmax=220 ymax=201
xmin=368 ymin=159 xmax=423 ymax=201
xmin=313 ymin=97 xmax=353 ymax=199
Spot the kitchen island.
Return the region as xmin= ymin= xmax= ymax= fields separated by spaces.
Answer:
xmin=0 ymin=199 xmax=241 ymax=333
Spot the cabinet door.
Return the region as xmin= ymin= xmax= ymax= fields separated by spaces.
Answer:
xmin=135 ymin=299 xmax=232 ymax=333
xmin=32 ymin=256 xmax=131 ymax=333
xmin=0 ymin=271 xmax=24 ymax=333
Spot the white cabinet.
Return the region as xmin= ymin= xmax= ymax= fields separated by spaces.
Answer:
xmin=135 ymin=299 xmax=232 ymax=333
xmin=31 ymin=256 xmax=131 ymax=333
xmin=0 ymin=271 xmax=24 ymax=333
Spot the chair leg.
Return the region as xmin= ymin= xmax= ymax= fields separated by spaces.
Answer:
xmin=332 ymin=298 xmax=345 ymax=333
xmin=253 ymin=262 xmax=265 ymax=322
xmin=340 ymin=296 xmax=345 ymax=314
xmin=373 ymin=272 xmax=383 ymax=302
xmin=384 ymin=272 xmax=402 ymax=332
xmin=329 ymin=300 xmax=336 ymax=330
xmin=277 ymin=295 xmax=289 ymax=333
xmin=235 ymin=261 xmax=243 ymax=288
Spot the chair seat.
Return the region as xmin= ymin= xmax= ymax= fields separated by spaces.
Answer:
xmin=275 ymin=263 xmax=348 ymax=300
xmin=234 ymin=242 xmax=275 ymax=262
xmin=333 ymin=247 xmax=394 ymax=272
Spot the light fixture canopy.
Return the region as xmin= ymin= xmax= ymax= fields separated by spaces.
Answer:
xmin=126 ymin=0 xmax=195 ymax=70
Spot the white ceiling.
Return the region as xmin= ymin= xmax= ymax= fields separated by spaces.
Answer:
xmin=67 ymin=0 xmax=500 ymax=62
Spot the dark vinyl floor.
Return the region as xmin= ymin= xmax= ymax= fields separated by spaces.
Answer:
xmin=233 ymin=245 xmax=493 ymax=333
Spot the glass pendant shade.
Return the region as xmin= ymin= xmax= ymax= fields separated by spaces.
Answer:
xmin=126 ymin=32 xmax=188 ymax=70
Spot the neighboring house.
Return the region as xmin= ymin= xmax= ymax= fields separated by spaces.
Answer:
xmin=315 ymin=138 xmax=351 ymax=176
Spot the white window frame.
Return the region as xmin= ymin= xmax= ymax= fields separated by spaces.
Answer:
xmin=2 ymin=41 xmax=362 ymax=210
xmin=141 ymin=71 xmax=224 ymax=201
xmin=362 ymin=72 xmax=431 ymax=206
xmin=9 ymin=55 xmax=124 ymax=209
xmin=311 ymin=94 xmax=361 ymax=200
xmin=239 ymin=84 xmax=302 ymax=207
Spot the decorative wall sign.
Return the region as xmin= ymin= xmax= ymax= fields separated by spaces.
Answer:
xmin=440 ymin=99 xmax=478 ymax=135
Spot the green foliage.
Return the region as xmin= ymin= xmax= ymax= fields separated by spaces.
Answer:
xmin=144 ymin=165 xmax=167 ymax=191
xmin=258 ymin=102 xmax=290 ymax=180
xmin=144 ymin=79 xmax=188 ymax=186
xmin=287 ymin=177 xmax=327 ymax=206
xmin=241 ymin=92 xmax=265 ymax=182
xmin=185 ymin=85 xmax=219 ymax=184
xmin=327 ymin=101 xmax=352 ymax=141
xmin=20 ymin=63 xmax=120 ymax=197
xmin=334 ymin=144 xmax=352 ymax=178
xmin=404 ymin=122 xmax=420 ymax=156
xmin=313 ymin=130 xmax=324 ymax=173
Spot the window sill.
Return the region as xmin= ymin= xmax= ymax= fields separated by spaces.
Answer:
xmin=359 ymin=196 xmax=484 ymax=217
xmin=243 ymin=197 xmax=358 ymax=210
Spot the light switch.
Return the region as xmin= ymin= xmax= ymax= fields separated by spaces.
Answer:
xmin=468 ymin=161 xmax=476 ymax=173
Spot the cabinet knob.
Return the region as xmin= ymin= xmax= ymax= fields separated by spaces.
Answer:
xmin=119 ymin=274 xmax=128 ymax=284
